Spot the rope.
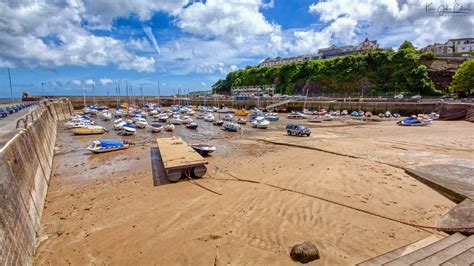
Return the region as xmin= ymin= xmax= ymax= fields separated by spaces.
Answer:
xmin=210 ymin=166 xmax=474 ymax=233
xmin=185 ymin=172 xmax=222 ymax=196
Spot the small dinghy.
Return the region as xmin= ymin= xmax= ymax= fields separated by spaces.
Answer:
xmin=71 ymin=125 xmax=106 ymax=135
xmin=223 ymin=114 xmax=234 ymax=121
xmin=223 ymin=122 xmax=240 ymax=132
xmin=119 ymin=125 xmax=136 ymax=135
xmin=158 ymin=113 xmax=169 ymax=122
xmin=191 ymin=144 xmax=216 ymax=156
xmin=251 ymin=117 xmax=270 ymax=129
xmin=113 ymin=118 xmax=126 ymax=130
xmin=135 ymin=118 xmax=148 ymax=128
xmin=213 ymin=120 xmax=224 ymax=126
xmin=308 ymin=116 xmax=323 ymax=123
xmin=149 ymin=123 xmax=163 ymax=133
xmin=87 ymin=140 xmax=131 ymax=153
xmin=237 ymin=118 xmax=247 ymax=124
xmin=186 ymin=122 xmax=198 ymax=129
xmin=398 ymin=116 xmax=432 ymax=126
xmin=164 ymin=124 xmax=175 ymax=132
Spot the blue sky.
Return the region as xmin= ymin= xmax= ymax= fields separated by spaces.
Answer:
xmin=0 ymin=0 xmax=472 ymax=98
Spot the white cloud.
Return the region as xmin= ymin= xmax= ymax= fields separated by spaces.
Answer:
xmin=201 ymin=82 xmax=207 ymax=86
xmin=99 ymin=78 xmax=113 ymax=86
xmin=84 ymin=79 xmax=95 ymax=86
xmin=176 ymin=0 xmax=278 ymax=45
xmin=0 ymin=0 xmax=156 ymax=72
xmin=69 ymin=80 xmax=82 ymax=86
xmin=308 ymin=0 xmax=474 ymax=48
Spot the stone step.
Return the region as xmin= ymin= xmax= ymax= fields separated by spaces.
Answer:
xmin=357 ymin=235 xmax=443 ymax=266
xmin=384 ymin=233 xmax=466 ymax=265
xmin=413 ymin=235 xmax=474 ymax=265
xmin=440 ymin=247 xmax=474 ymax=265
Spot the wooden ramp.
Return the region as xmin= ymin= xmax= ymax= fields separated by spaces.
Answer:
xmin=156 ymin=137 xmax=207 ymax=182
xmin=358 ymin=233 xmax=474 ymax=265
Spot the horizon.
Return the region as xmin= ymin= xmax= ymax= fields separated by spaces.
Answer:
xmin=1 ymin=0 xmax=473 ymax=98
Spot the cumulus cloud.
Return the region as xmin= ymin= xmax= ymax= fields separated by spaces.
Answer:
xmin=0 ymin=0 xmax=156 ymax=72
xmin=69 ymin=80 xmax=82 ymax=86
xmin=308 ymin=0 xmax=474 ymax=48
xmin=84 ymin=79 xmax=95 ymax=86
xmin=99 ymin=78 xmax=113 ymax=86
xmin=176 ymin=0 xmax=278 ymax=45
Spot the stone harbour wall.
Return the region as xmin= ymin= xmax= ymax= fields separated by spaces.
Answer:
xmin=0 ymin=99 xmax=73 ymax=265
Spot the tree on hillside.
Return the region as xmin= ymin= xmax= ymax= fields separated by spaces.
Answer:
xmin=450 ymin=59 xmax=474 ymax=96
xmin=399 ymin=41 xmax=415 ymax=51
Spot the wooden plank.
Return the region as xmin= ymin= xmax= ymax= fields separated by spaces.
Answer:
xmin=440 ymin=247 xmax=474 ymax=265
xmin=156 ymin=137 xmax=207 ymax=170
xmin=413 ymin=235 xmax=474 ymax=265
xmin=357 ymin=235 xmax=443 ymax=266
xmin=384 ymin=233 xmax=466 ymax=265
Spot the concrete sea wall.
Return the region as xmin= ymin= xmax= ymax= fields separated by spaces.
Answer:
xmin=0 ymin=99 xmax=73 ymax=265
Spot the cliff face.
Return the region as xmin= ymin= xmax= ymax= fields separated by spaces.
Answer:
xmin=422 ymin=58 xmax=464 ymax=91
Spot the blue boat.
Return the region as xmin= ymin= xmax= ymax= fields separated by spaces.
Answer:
xmin=398 ymin=116 xmax=432 ymax=126
xmin=223 ymin=122 xmax=240 ymax=132
xmin=87 ymin=140 xmax=131 ymax=153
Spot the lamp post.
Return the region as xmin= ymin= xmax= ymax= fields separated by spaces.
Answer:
xmin=8 ymin=68 xmax=14 ymax=103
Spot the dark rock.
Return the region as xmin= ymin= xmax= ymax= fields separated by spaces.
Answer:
xmin=290 ymin=242 xmax=320 ymax=263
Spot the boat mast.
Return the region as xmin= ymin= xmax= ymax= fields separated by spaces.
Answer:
xmin=140 ymin=84 xmax=145 ymax=107
xmin=8 ymin=68 xmax=14 ymax=104
xmin=157 ymin=81 xmax=160 ymax=106
xmin=82 ymin=81 xmax=86 ymax=108
xmin=92 ymin=83 xmax=96 ymax=106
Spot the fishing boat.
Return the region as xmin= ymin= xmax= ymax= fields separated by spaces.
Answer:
xmin=164 ymin=124 xmax=175 ymax=132
xmin=113 ymin=118 xmax=127 ymax=130
xmin=135 ymin=118 xmax=148 ymax=128
xmin=251 ymin=117 xmax=270 ymax=129
xmin=71 ymin=125 xmax=106 ymax=135
xmin=119 ymin=125 xmax=136 ymax=136
xmin=149 ymin=123 xmax=163 ymax=133
xmin=196 ymin=113 xmax=205 ymax=119
xmin=213 ymin=120 xmax=224 ymax=126
xmin=398 ymin=116 xmax=432 ymax=126
xmin=223 ymin=122 xmax=240 ymax=132
xmin=235 ymin=109 xmax=250 ymax=116
xmin=87 ymin=140 xmax=131 ymax=153
xmin=191 ymin=144 xmax=216 ymax=156
xmin=237 ymin=118 xmax=247 ymax=124
xmin=186 ymin=122 xmax=198 ymax=129
xmin=308 ymin=116 xmax=323 ymax=123
xmin=223 ymin=114 xmax=234 ymax=121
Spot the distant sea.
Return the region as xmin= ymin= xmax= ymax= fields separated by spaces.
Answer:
xmin=0 ymin=98 xmax=22 ymax=104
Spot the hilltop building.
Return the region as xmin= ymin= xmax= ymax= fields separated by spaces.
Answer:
xmin=422 ymin=37 xmax=474 ymax=54
xmin=258 ymin=38 xmax=378 ymax=67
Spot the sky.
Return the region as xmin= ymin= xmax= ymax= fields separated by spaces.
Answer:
xmin=0 ymin=0 xmax=472 ymax=97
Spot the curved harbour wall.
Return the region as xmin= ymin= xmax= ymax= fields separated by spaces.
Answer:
xmin=0 ymin=100 xmax=73 ymax=265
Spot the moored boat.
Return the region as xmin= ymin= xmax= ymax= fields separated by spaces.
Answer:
xmin=190 ymin=144 xmax=216 ymax=156
xmin=87 ymin=140 xmax=131 ymax=153
xmin=213 ymin=120 xmax=224 ymax=126
xmin=251 ymin=117 xmax=270 ymax=129
xmin=135 ymin=118 xmax=148 ymax=128
xmin=71 ymin=125 xmax=106 ymax=135
xmin=223 ymin=122 xmax=240 ymax=132
xmin=237 ymin=118 xmax=247 ymax=124
xmin=164 ymin=124 xmax=175 ymax=132
xmin=119 ymin=125 xmax=136 ymax=135
xmin=234 ymin=109 xmax=250 ymax=116
xmin=186 ymin=122 xmax=198 ymax=129
xmin=149 ymin=123 xmax=163 ymax=133
xmin=397 ymin=116 xmax=432 ymax=126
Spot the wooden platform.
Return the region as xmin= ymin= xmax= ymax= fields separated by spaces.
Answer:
xmin=358 ymin=233 xmax=474 ymax=265
xmin=156 ymin=137 xmax=207 ymax=171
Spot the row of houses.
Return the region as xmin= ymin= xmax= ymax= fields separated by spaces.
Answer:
xmin=259 ymin=38 xmax=379 ymax=67
xmin=422 ymin=37 xmax=474 ymax=55
xmin=231 ymin=85 xmax=275 ymax=98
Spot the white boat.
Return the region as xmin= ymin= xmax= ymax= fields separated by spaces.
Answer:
xmin=135 ymin=118 xmax=148 ymax=128
xmin=223 ymin=114 xmax=234 ymax=121
xmin=87 ymin=140 xmax=131 ymax=153
xmin=158 ymin=113 xmax=169 ymax=122
xmin=171 ymin=116 xmax=186 ymax=125
xmin=322 ymin=114 xmax=333 ymax=121
xmin=251 ymin=117 xmax=270 ymax=129
xmin=223 ymin=122 xmax=240 ymax=132
xmin=101 ymin=111 xmax=112 ymax=121
xmin=113 ymin=118 xmax=127 ymax=130
xmin=164 ymin=124 xmax=175 ymax=132
xmin=149 ymin=123 xmax=163 ymax=133
xmin=71 ymin=125 xmax=106 ymax=135
xmin=120 ymin=125 xmax=136 ymax=135
xmin=287 ymin=113 xmax=307 ymax=119
xmin=67 ymin=121 xmax=95 ymax=129
xmin=204 ymin=113 xmax=216 ymax=122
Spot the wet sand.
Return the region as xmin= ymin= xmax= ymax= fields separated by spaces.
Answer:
xmin=34 ymin=115 xmax=473 ymax=265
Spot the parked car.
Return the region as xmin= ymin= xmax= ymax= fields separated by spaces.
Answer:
xmin=0 ymin=108 xmax=8 ymax=118
xmin=286 ymin=123 xmax=311 ymax=137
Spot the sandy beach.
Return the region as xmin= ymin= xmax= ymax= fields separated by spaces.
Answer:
xmin=34 ymin=116 xmax=473 ymax=265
